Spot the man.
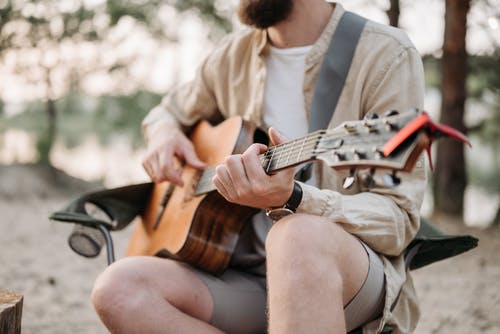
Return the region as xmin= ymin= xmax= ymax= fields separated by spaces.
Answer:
xmin=91 ymin=0 xmax=426 ymax=333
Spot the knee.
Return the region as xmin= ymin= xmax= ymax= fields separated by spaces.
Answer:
xmin=91 ymin=257 xmax=152 ymax=318
xmin=265 ymin=214 xmax=343 ymax=279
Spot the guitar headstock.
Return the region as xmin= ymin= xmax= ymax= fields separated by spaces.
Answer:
xmin=314 ymin=109 xmax=469 ymax=188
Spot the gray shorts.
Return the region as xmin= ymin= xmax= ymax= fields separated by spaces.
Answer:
xmin=192 ymin=242 xmax=385 ymax=334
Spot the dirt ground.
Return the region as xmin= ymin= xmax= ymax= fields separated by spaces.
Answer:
xmin=0 ymin=164 xmax=498 ymax=334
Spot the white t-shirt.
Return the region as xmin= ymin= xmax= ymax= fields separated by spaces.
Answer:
xmin=263 ymin=44 xmax=313 ymax=140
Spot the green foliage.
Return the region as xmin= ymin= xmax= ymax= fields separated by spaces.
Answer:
xmin=56 ymin=91 xmax=162 ymax=149
xmin=0 ymin=1 xmax=13 ymax=51
xmin=468 ymin=55 xmax=500 ymax=98
xmin=1 ymin=91 xmax=162 ymax=162
xmin=172 ymin=0 xmax=233 ymax=35
xmin=1 ymin=102 xmax=47 ymax=163
xmin=1 ymin=1 xmax=100 ymax=53
xmin=423 ymin=54 xmax=500 ymax=95
xmin=36 ymin=128 xmax=53 ymax=164
xmin=105 ymin=0 xmax=232 ymax=40
xmin=422 ymin=55 xmax=440 ymax=89
xmin=423 ymin=53 xmax=500 ymax=195
xmin=106 ymin=0 xmax=170 ymax=40
xmin=467 ymin=55 xmax=500 ymax=149
xmin=468 ymin=161 xmax=500 ymax=194
xmin=87 ymin=91 xmax=162 ymax=149
xmin=0 ymin=0 xmax=232 ymax=166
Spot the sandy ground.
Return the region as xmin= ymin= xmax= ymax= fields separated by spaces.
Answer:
xmin=0 ymin=164 xmax=499 ymax=334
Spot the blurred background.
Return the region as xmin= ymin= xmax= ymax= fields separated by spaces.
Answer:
xmin=0 ymin=0 xmax=499 ymax=333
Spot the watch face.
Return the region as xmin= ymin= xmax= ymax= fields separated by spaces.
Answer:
xmin=266 ymin=208 xmax=294 ymax=221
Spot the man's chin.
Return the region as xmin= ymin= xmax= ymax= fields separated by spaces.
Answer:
xmin=237 ymin=0 xmax=293 ymax=29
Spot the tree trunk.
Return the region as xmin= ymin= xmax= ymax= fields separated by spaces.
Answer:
xmin=433 ymin=0 xmax=470 ymax=217
xmin=47 ymin=97 xmax=57 ymax=159
xmin=386 ymin=0 xmax=400 ymax=27
xmin=0 ymin=290 xmax=23 ymax=334
xmin=38 ymin=66 xmax=57 ymax=165
xmin=491 ymin=205 xmax=500 ymax=227
xmin=38 ymin=98 xmax=57 ymax=164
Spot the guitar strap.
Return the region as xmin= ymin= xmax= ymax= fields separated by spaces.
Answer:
xmin=296 ymin=11 xmax=368 ymax=182
xmin=307 ymin=14 xmax=373 ymax=333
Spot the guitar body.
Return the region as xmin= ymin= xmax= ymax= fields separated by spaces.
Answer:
xmin=126 ymin=117 xmax=260 ymax=275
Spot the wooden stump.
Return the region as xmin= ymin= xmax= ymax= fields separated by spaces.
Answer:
xmin=0 ymin=290 xmax=23 ymax=334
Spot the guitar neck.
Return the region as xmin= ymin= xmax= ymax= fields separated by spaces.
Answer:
xmin=194 ymin=131 xmax=324 ymax=195
xmin=258 ymin=131 xmax=324 ymax=173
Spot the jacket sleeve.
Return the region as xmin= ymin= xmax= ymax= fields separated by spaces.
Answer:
xmin=297 ymin=46 xmax=427 ymax=257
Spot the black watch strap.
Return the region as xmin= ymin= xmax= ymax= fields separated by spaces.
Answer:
xmin=285 ymin=181 xmax=303 ymax=212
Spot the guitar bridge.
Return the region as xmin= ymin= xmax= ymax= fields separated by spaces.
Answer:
xmin=184 ymin=170 xmax=203 ymax=202
xmin=153 ymin=183 xmax=175 ymax=230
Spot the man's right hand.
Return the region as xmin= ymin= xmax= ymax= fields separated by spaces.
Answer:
xmin=142 ymin=124 xmax=206 ymax=186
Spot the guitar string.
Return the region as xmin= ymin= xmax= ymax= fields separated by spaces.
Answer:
xmin=194 ymin=130 xmax=373 ymax=193
xmin=195 ymin=148 xmax=318 ymax=194
xmin=195 ymin=127 xmax=395 ymax=194
xmin=261 ymin=130 xmax=325 ymax=159
xmin=194 ymin=114 xmax=414 ymax=194
xmin=261 ymin=132 xmax=326 ymax=170
xmin=200 ymin=132 xmax=324 ymax=179
xmin=194 ymin=132 xmax=328 ymax=194
xmin=197 ymin=137 xmax=319 ymax=183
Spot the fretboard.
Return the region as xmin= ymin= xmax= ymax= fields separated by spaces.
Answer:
xmin=194 ymin=131 xmax=325 ymax=195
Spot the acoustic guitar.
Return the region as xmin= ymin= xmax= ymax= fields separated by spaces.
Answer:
xmin=126 ymin=109 xmax=469 ymax=275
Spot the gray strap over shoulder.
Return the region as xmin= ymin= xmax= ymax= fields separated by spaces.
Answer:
xmin=296 ymin=11 xmax=367 ymax=182
xmin=308 ymin=11 xmax=368 ymax=132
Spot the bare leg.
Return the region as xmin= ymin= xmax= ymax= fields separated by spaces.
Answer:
xmin=266 ymin=214 xmax=370 ymax=334
xmin=92 ymin=257 xmax=223 ymax=334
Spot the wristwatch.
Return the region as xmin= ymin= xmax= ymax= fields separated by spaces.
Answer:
xmin=265 ymin=182 xmax=303 ymax=221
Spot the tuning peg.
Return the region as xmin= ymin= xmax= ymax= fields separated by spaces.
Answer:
xmin=383 ymin=171 xmax=401 ymax=188
xmin=363 ymin=120 xmax=378 ymax=132
xmin=384 ymin=110 xmax=399 ymax=117
xmin=383 ymin=119 xmax=398 ymax=131
xmin=342 ymin=169 xmax=356 ymax=189
xmin=372 ymin=147 xmax=385 ymax=159
xmin=361 ymin=169 xmax=376 ymax=189
xmin=363 ymin=112 xmax=379 ymax=120
xmin=343 ymin=123 xmax=358 ymax=133
xmin=352 ymin=149 xmax=366 ymax=160
xmin=333 ymin=151 xmax=346 ymax=161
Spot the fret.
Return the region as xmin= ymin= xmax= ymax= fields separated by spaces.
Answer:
xmin=285 ymin=141 xmax=292 ymax=165
xmin=266 ymin=147 xmax=276 ymax=173
xmin=195 ymin=167 xmax=216 ymax=195
xmin=262 ymin=133 xmax=320 ymax=158
xmin=277 ymin=141 xmax=297 ymax=170
xmin=276 ymin=144 xmax=284 ymax=170
xmin=263 ymin=133 xmax=323 ymax=172
xmin=298 ymin=136 xmax=306 ymax=163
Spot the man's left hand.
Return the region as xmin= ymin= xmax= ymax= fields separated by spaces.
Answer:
xmin=212 ymin=128 xmax=296 ymax=209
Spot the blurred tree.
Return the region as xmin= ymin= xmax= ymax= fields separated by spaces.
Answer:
xmin=433 ymin=0 xmax=471 ymax=218
xmin=0 ymin=0 xmax=231 ymax=164
xmin=0 ymin=1 xmax=102 ymax=163
xmin=171 ymin=0 xmax=233 ymax=36
xmin=386 ymin=0 xmax=400 ymax=27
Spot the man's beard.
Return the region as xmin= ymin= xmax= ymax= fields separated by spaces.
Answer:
xmin=238 ymin=0 xmax=294 ymax=29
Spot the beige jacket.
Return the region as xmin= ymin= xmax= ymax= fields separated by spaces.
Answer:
xmin=143 ymin=4 xmax=426 ymax=333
